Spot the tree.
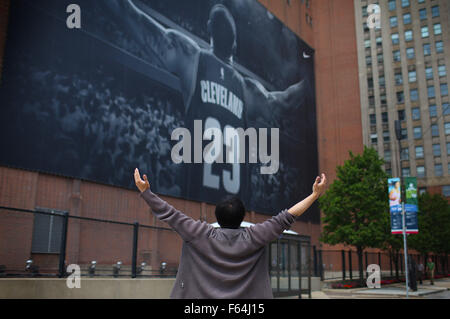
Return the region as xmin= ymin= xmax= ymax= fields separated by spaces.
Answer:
xmin=319 ymin=146 xmax=388 ymax=284
xmin=408 ymin=192 xmax=450 ymax=272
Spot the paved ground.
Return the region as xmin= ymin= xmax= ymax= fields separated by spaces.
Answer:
xmin=305 ymin=278 xmax=450 ymax=299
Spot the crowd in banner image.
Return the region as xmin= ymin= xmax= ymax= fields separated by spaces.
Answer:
xmin=10 ymin=54 xmax=183 ymax=194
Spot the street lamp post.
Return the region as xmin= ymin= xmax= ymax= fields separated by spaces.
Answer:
xmin=395 ymin=120 xmax=409 ymax=299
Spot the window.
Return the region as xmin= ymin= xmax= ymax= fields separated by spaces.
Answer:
xmin=405 ymin=30 xmax=413 ymax=42
xmin=369 ymin=95 xmax=375 ymax=106
xmin=410 ymin=89 xmax=419 ymax=101
xmin=417 ymin=166 xmax=426 ymax=178
xmin=401 ymin=148 xmax=409 ymax=160
xmin=362 ymin=6 xmax=368 ymax=17
xmin=395 ymin=72 xmax=403 ymax=85
xmin=366 ymin=55 xmax=372 ymax=65
xmin=425 ymin=67 xmax=433 ymax=80
xmin=435 ymin=164 xmax=443 ymax=177
xmin=423 ymin=43 xmax=431 ymax=56
xmin=401 ymin=0 xmax=410 ymax=8
xmin=370 ymin=114 xmax=376 ymax=125
xmin=413 ymin=126 xmax=422 ymax=139
xmin=388 ymin=0 xmax=396 ymax=11
xmin=429 ymin=105 xmax=437 ymax=118
xmin=433 ymin=143 xmax=441 ymax=156
xmin=393 ymin=50 xmax=401 ymax=62
xmin=406 ymin=47 xmax=415 ymax=59
xmin=376 ymin=36 xmax=383 ymax=47
xmin=401 ymin=128 xmax=408 ymax=139
xmin=398 ymin=109 xmax=406 ymax=121
xmin=364 ymin=39 xmax=371 ymax=48
xmin=31 ymin=208 xmax=64 ymax=254
xmin=380 ymin=94 xmax=387 ymax=105
xmin=390 ymin=16 xmax=398 ymax=27
xmin=421 ymin=26 xmax=429 ymax=38
xmin=368 ymin=78 xmax=374 ymax=89
xmin=383 ymin=131 xmax=390 ymax=142
xmin=443 ymin=103 xmax=450 ymax=116
xmin=447 ymin=142 xmax=450 ymax=156
xmin=397 ymin=91 xmax=405 ymax=104
xmin=408 ymin=71 xmax=417 ymax=83
xmin=441 ymin=84 xmax=448 ymax=96
xmin=379 ymin=76 xmax=385 ymax=87
xmin=412 ymin=107 xmax=420 ymax=120
xmin=419 ymin=8 xmax=427 ymax=20
xmin=438 ymin=65 xmax=447 ymax=77
xmin=382 ymin=112 xmax=388 ymax=123
xmin=377 ymin=53 xmax=384 ymax=63
xmin=434 ymin=23 xmax=442 ymax=35
xmin=445 ymin=122 xmax=450 ymax=135
xmin=443 ymin=186 xmax=450 ymax=197
xmin=371 ymin=134 xmax=378 ymax=144
xmin=403 ymin=13 xmax=411 ymax=24
xmin=418 ymin=0 xmax=425 ymax=3
xmin=431 ymin=6 xmax=440 ymax=18
xmin=428 ymin=86 xmax=435 ymax=98
xmin=391 ymin=33 xmax=399 ymax=45
xmin=436 ymin=41 xmax=444 ymax=54
xmin=432 ymin=124 xmax=439 ymax=136
xmin=402 ymin=167 xmax=411 ymax=177
xmin=384 ymin=151 xmax=391 ymax=162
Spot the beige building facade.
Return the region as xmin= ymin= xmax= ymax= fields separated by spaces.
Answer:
xmin=355 ymin=0 xmax=450 ymax=195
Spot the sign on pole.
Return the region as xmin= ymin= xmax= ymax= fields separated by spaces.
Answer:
xmin=388 ymin=177 xmax=402 ymax=234
xmin=404 ymin=177 xmax=418 ymax=234
xmin=388 ymin=177 xmax=418 ymax=234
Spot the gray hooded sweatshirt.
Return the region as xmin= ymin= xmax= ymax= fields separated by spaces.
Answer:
xmin=140 ymin=189 xmax=296 ymax=299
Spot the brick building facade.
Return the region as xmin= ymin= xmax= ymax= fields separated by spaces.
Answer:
xmin=0 ymin=0 xmax=363 ymax=275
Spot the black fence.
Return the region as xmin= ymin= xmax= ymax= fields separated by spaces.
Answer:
xmin=0 ymin=205 xmax=313 ymax=299
xmin=313 ymin=248 xmax=450 ymax=282
xmin=0 ymin=205 xmax=178 ymax=278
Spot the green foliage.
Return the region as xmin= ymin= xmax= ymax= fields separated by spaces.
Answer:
xmin=408 ymin=192 xmax=450 ymax=255
xmin=319 ymin=146 xmax=389 ymax=250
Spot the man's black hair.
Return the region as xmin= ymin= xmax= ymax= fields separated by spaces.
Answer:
xmin=208 ymin=4 xmax=236 ymax=58
xmin=215 ymin=196 xmax=245 ymax=229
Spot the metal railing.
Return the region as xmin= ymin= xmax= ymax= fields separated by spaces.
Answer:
xmin=0 ymin=205 xmax=176 ymax=278
xmin=312 ymin=247 xmax=450 ymax=282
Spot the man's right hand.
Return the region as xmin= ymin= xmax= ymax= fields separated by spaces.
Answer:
xmin=312 ymin=173 xmax=327 ymax=198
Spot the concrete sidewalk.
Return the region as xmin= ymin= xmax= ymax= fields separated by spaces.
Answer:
xmin=318 ymin=278 xmax=450 ymax=299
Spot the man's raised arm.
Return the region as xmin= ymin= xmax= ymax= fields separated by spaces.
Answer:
xmin=247 ymin=174 xmax=326 ymax=247
xmin=134 ymin=168 xmax=211 ymax=242
xmin=288 ymin=173 xmax=327 ymax=217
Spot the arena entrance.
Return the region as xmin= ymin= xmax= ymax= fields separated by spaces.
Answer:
xmin=269 ymin=231 xmax=312 ymax=298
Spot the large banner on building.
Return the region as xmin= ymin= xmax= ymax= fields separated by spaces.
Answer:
xmin=0 ymin=0 xmax=318 ymax=219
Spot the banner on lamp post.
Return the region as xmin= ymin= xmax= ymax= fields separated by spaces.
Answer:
xmin=404 ymin=177 xmax=418 ymax=234
xmin=388 ymin=177 xmax=418 ymax=234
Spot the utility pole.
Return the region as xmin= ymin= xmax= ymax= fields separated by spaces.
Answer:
xmin=395 ymin=120 xmax=409 ymax=299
